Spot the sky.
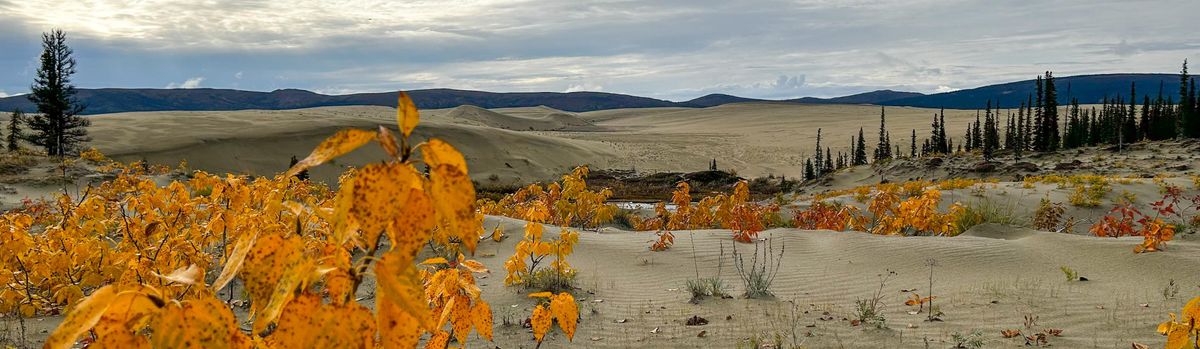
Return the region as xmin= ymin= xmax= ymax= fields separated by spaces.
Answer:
xmin=0 ymin=0 xmax=1197 ymax=101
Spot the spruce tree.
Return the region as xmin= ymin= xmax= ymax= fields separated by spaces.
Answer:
xmin=1124 ymin=82 xmax=1139 ymax=143
xmin=1044 ymin=71 xmax=1060 ymax=151
xmin=910 ymin=129 xmax=917 ymax=158
xmin=875 ymin=107 xmax=890 ymax=161
xmin=1180 ymin=59 xmax=1191 ymax=138
xmin=929 ymin=114 xmax=941 ymax=154
xmin=937 ymin=109 xmax=948 ymax=153
xmin=854 ymin=127 xmax=867 ymax=165
xmin=982 ymin=101 xmax=998 ymax=160
xmin=24 ymin=29 xmax=90 ymax=156
xmin=1034 ymin=77 xmax=1045 ymax=151
xmin=814 ymin=128 xmax=823 ymax=177
xmin=6 ymin=110 xmax=22 ymax=152
xmin=824 ymin=147 xmax=833 ymax=173
xmin=972 ymin=111 xmax=982 ymax=150
xmin=803 ymin=159 xmax=814 ymax=181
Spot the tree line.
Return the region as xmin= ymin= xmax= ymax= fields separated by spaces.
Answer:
xmin=803 ymin=60 xmax=1200 ymax=181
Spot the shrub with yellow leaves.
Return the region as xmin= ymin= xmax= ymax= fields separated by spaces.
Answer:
xmin=36 ymin=92 xmax=498 ymax=349
xmin=1157 ymin=296 xmax=1199 ymax=349
xmin=527 ymin=291 xmax=578 ymax=346
xmin=503 ymin=204 xmax=580 ymax=291
xmin=478 ymin=166 xmax=617 ymax=230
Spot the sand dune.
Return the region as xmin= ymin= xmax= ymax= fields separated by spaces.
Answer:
xmin=86 ymin=106 xmax=618 ymax=184
xmin=82 ymin=103 xmax=986 ymax=185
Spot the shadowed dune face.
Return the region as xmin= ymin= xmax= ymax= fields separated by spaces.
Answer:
xmin=87 ymin=106 xmax=618 ymax=185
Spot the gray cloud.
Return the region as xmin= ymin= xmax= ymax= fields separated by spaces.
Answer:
xmin=0 ymin=0 xmax=1197 ymax=101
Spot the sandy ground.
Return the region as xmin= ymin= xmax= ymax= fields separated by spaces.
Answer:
xmin=69 ymin=103 xmax=983 ymax=186
xmin=5 ymin=215 xmax=1196 ymax=348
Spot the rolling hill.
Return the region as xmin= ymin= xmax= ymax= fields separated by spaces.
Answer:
xmin=0 ymin=73 xmax=1186 ymax=114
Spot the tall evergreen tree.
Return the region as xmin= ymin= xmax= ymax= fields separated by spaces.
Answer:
xmin=6 ymin=110 xmax=22 ymax=152
xmin=937 ymin=109 xmax=948 ymax=153
xmin=814 ymin=128 xmax=823 ymax=177
xmin=824 ymin=147 xmax=833 ymax=173
xmin=874 ymin=107 xmax=891 ymax=161
xmin=910 ymin=129 xmax=917 ymax=158
xmin=982 ymin=101 xmax=999 ymax=160
xmin=803 ymin=159 xmax=814 ymax=181
xmin=1124 ymin=82 xmax=1139 ymax=143
xmin=853 ymin=127 xmax=867 ymax=165
xmin=1180 ymin=59 xmax=1192 ymax=138
xmin=1033 ymin=77 xmax=1045 ymax=150
xmin=971 ymin=111 xmax=982 ymax=150
xmin=929 ymin=113 xmax=941 ymax=154
xmin=1044 ymin=71 xmax=1060 ymax=151
xmin=24 ymin=29 xmax=89 ymax=156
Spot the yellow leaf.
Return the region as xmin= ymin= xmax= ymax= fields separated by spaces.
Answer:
xmin=375 ymin=251 xmax=432 ymax=331
xmin=397 ymin=91 xmax=419 ymax=139
xmin=376 ymin=125 xmax=401 ymax=160
xmin=155 ymin=264 xmax=203 ymax=285
xmin=286 ymin=129 xmax=377 ymax=177
xmin=531 ymin=304 xmax=553 ymax=343
xmin=449 ymin=295 xmax=472 ymax=344
xmin=377 ymin=296 xmax=422 ymax=349
xmin=45 ymin=285 xmax=117 ymax=349
xmin=422 ymin=139 xmax=480 ymax=253
xmin=92 ymin=288 xmax=164 ymax=346
xmin=421 ymin=257 xmax=449 ymax=265
xmin=240 ymin=233 xmax=304 ymax=318
xmin=268 ymin=294 xmax=376 ymax=348
xmin=528 ymin=292 xmax=553 ymax=299
xmin=152 ymin=295 xmax=241 ymax=348
xmin=212 ymin=231 xmax=258 ymax=292
xmin=424 ymin=331 xmax=450 ymax=349
xmin=256 ymin=258 xmax=314 ymax=334
xmin=550 ymin=292 xmax=578 ymax=341
xmin=460 ymin=259 xmax=488 ymax=274
xmin=471 ymin=300 xmax=494 ymax=341
xmin=347 ymin=163 xmax=432 ymax=255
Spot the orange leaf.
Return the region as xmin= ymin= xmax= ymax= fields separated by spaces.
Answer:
xmin=397 ymin=91 xmax=419 ymax=138
xmin=286 ymin=129 xmax=376 ymax=177
xmin=45 ymin=285 xmax=118 ymax=349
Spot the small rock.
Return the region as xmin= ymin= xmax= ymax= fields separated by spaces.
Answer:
xmin=697 ymin=330 xmax=707 ymax=338
xmin=590 ymin=337 xmax=603 ymax=341
xmin=615 ymin=319 xmax=627 ymax=323
xmin=1009 ymin=161 xmax=1039 ymax=172
xmin=686 ymin=315 xmax=709 ymax=326
xmin=971 ymin=161 xmax=999 ymax=172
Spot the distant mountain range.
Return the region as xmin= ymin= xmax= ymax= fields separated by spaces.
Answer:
xmin=0 ymin=73 xmax=1185 ymax=114
xmin=880 ymin=73 xmax=1182 ymax=109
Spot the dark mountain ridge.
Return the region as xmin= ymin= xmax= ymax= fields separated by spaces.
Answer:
xmin=0 ymin=73 xmax=1184 ymax=114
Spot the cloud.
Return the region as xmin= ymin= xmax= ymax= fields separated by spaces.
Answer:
xmin=166 ymin=77 xmax=205 ymax=89
xmin=0 ymin=90 xmax=8 ymax=98
xmin=565 ymin=82 xmax=603 ymax=93
xmin=0 ymin=0 xmax=1197 ymax=100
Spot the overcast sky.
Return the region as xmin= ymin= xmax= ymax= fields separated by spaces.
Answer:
xmin=0 ymin=0 xmax=1196 ymax=101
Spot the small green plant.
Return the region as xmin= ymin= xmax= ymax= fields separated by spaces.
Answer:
xmin=1162 ymin=279 xmax=1179 ymax=300
xmin=854 ymin=270 xmax=895 ymax=329
xmin=1116 ymin=190 xmax=1137 ymax=205
xmin=685 ymin=277 xmax=729 ymax=302
xmin=1060 ymin=266 xmax=1078 ymax=282
xmin=732 ymin=237 xmax=784 ymax=298
xmin=951 ymin=330 xmax=985 ymax=349
xmin=953 ymin=199 xmax=1022 ymax=234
